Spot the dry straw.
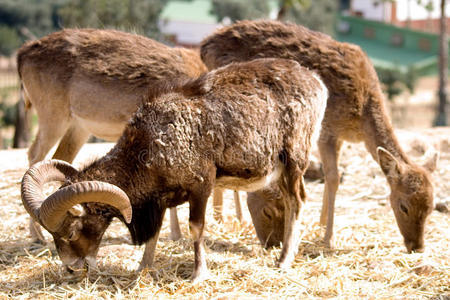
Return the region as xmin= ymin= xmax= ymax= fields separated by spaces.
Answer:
xmin=0 ymin=129 xmax=448 ymax=299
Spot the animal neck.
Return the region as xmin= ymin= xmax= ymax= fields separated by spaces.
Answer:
xmin=362 ymin=90 xmax=411 ymax=166
xmin=75 ymin=155 xmax=130 ymax=188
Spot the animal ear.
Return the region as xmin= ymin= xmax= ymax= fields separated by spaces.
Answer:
xmin=422 ymin=152 xmax=439 ymax=173
xmin=377 ymin=147 xmax=402 ymax=179
xmin=68 ymin=219 xmax=83 ymax=241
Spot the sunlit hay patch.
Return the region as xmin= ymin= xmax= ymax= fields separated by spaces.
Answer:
xmin=0 ymin=129 xmax=449 ymax=298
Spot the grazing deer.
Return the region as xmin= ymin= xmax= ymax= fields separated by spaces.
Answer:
xmin=200 ymin=20 xmax=438 ymax=252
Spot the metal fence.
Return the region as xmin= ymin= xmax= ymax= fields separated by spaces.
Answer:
xmin=0 ymin=71 xmax=19 ymax=91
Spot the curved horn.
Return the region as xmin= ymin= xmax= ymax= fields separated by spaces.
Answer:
xmin=39 ymin=181 xmax=132 ymax=232
xmin=21 ymin=160 xmax=79 ymax=225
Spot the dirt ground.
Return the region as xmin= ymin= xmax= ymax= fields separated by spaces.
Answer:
xmin=0 ymin=127 xmax=448 ymax=299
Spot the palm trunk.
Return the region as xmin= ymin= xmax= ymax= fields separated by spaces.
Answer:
xmin=277 ymin=4 xmax=288 ymax=20
xmin=434 ymin=0 xmax=448 ymax=126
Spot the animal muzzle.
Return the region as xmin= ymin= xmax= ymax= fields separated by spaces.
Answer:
xmin=64 ymin=255 xmax=97 ymax=274
xmin=65 ymin=258 xmax=87 ymax=274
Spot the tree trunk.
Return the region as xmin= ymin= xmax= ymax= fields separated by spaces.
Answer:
xmin=13 ymin=91 xmax=30 ymax=148
xmin=434 ymin=0 xmax=448 ymax=126
xmin=406 ymin=0 xmax=411 ymax=28
xmin=129 ymin=0 xmax=136 ymax=26
xmin=277 ymin=4 xmax=288 ymax=20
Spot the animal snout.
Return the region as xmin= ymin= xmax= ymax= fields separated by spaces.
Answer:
xmin=65 ymin=255 xmax=98 ymax=274
xmin=65 ymin=258 xmax=87 ymax=274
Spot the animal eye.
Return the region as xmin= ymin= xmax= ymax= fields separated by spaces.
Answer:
xmin=68 ymin=231 xmax=80 ymax=241
xmin=262 ymin=207 xmax=272 ymax=220
xmin=400 ymin=203 xmax=409 ymax=215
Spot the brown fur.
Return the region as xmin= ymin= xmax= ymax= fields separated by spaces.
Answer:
xmin=17 ymin=28 xmax=207 ymax=242
xmin=200 ymin=20 xmax=437 ymax=252
xmin=18 ymin=29 xmax=205 ymax=88
xmin=32 ymin=58 xmax=327 ymax=281
xmin=17 ymin=28 xmax=207 ymax=165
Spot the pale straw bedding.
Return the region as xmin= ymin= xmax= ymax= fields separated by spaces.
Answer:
xmin=0 ymin=128 xmax=448 ymax=299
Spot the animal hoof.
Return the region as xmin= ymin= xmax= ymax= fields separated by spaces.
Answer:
xmin=435 ymin=202 xmax=449 ymax=213
xmin=29 ymin=239 xmax=46 ymax=250
xmin=191 ymin=269 xmax=209 ymax=284
xmin=322 ymin=238 xmax=332 ymax=249
xmin=277 ymin=260 xmax=292 ymax=271
xmin=169 ymin=231 xmax=182 ymax=241
xmin=138 ymin=261 xmax=153 ymax=271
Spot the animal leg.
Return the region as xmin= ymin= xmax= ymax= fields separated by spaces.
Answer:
xmin=277 ymin=164 xmax=306 ymax=270
xmin=52 ymin=123 xmax=90 ymax=163
xmin=28 ymin=119 xmax=70 ymax=243
xmin=213 ymin=188 xmax=242 ymax=223
xmin=318 ymin=136 xmax=342 ymax=248
xmin=212 ymin=187 xmax=224 ymax=222
xmin=139 ymin=223 xmax=162 ymax=270
xmin=189 ymin=190 xmax=210 ymax=283
xmin=28 ymin=120 xmax=70 ymax=165
xmin=169 ymin=208 xmax=182 ymax=240
xmin=233 ymin=190 xmax=243 ymax=222
xmin=28 ymin=220 xmax=46 ymax=244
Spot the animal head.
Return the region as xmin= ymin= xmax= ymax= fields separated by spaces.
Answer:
xmin=377 ymin=147 xmax=437 ymax=253
xmin=21 ymin=160 xmax=132 ymax=272
xmin=248 ymin=148 xmax=438 ymax=253
xmin=247 ymin=186 xmax=285 ymax=248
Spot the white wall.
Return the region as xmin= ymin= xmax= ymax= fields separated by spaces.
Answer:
xmin=159 ymin=20 xmax=222 ymax=45
xmin=351 ymin=0 xmax=392 ymax=21
xmin=351 ymin=0 xmax=449 ymax=22
xmin=396 ymin=0 xmax=450 ymax=21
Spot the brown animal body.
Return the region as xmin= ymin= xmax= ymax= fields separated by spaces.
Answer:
xmin=21 ymin=58 xmax=328 ymax=282
xmin=17 ymin=28 xmax=207 ymax=242
xmin=200 ymin=20 xmax=437 ymax=252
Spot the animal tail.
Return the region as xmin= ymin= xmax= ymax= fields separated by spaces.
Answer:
xmin=20 ymin=84 xmax=32 ymax=110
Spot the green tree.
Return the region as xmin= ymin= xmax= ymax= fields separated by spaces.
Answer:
xmin=0 ymin=0 xmax=60 ymax=55
xmin=377 ymin=68 xmax=405 ymax=101
xmin=0 ymin=0 xmax=56 ymax=35
xmin=277 ymin=0 xmax=310 ymax=20
xmin=377 ymin=66 xmax=419 ymax=102
xmin=278 ymin=0 xmax=337 ymax=35
xmin=210 ymin=0 xmax=270 ymax=23
xmin=0 ymin=25 xmax=21 ymax=55
xmin=58 ymin=0 xmax=168 ymax=38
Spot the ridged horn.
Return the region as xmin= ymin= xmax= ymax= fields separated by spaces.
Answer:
xmin=39 ymin=181 xmax=132 ymax=232
xmin=21 ymin=160 xmax=79 ymax=225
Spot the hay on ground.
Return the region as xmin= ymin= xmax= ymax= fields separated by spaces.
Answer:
xmin=0 ymin=128 xmax=449 ymax=299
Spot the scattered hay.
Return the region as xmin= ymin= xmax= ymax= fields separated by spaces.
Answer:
xmin=0 ymin=129 xmax=449 ymax=299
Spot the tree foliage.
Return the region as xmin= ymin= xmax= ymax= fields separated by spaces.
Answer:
xmin=0 ymin=25 xmax=22 ymax=55
xmin=210 ymin=0 xmax=270 ymax=23
xmin=0 ymin=0 xmax=60 ymax=55
xmin=0 ymin=0 xmax=169 ymax=55
xmin=209 ymin=0 xmax=337 ymax=35
xmin=57 ymin=0 xmax=168 ymax=38
xmin=278 ymin=0 xmax=337 ymax=35
xmin=377 ymin=66 xmax=419 ymax=101
xmin=277 ymin=0 xmax=311 ymax=20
